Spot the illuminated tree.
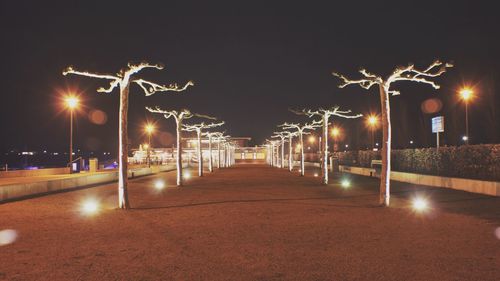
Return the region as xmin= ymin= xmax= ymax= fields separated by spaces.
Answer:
xmin=183 ymin=121 xmax=224 ymax=176
xmin=202 ymin=131 xmax=225 ymax=172
xmin=146 ymin=107 xmax=195 ymax=186
xmin=272 ymin=131 xmax=293 ymax=169
xmin=279 ymin=121 xmax=321 ymax=176
xmin=333 ymin=60 xmax=452 ymax=206
xmin=285 ymin=131 xmax=299 ymax=172
xmin=294 ymin=107 xmax=362 ymax=184
xmin=63 ymin=62 xmax=193 ymax=209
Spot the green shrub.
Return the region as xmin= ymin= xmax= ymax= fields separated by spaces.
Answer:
xmin=335 ymin=144 xmax=500 ymax=181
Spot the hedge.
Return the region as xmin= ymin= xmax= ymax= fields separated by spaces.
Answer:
xmin=334 ymin=144 xmax=500 ymax=182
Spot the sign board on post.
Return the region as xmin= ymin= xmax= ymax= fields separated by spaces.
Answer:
xmin=432 ymin=116 xmax=444 ymax=133
xmin=432 ymin=116 xmax=444 ymax=149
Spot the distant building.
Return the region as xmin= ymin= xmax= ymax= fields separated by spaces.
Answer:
xmin=130 ymin=137 xmax=267 ymax=164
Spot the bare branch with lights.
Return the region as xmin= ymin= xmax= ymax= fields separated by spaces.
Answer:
xmin=332 ymin=60 xmax=452 ymax=206
xmin=292 ymin=107 xmax=362 ymax=184
xmin=63 ymin=61 xmax=193 ymax=209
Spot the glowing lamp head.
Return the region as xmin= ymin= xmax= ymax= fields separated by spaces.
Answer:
xmin=308 ymin=136 xmax=316 ymax=143
xmin=460 ymin=88 xmax=473 ymax=101
xmin=65 ymin=96 xmax=79 ymax=109
xmin=462 ymin=136 xmax=468 ymax=141
xmin=331 ymin=127 xmax=340 ymax=138
xmin=412 ymin=197 xmax=429 ymax=212
xmin=81 ymin=199 xmax=99 ymax=215
xmin=143 ymin=144 xmax=149 ymax=150
xmin=341 ymin=179 xmax=351 ymax=188
xmin=145 ymin=124 xmax=155 ymax=134
xmin=367 ymin=115 xmax=378 ymax=127
xmin=314 ymin=173 xmax=319 ymax=177
xmin=184 ymin=171 xmax=191 ymax=179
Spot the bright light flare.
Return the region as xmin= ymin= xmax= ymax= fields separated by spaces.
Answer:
xmin=0 ymin=229 xmax=17 ymax=246
xmin=460 ymin=88 xmax=473 ymax=101
xmin=367 ymin=115 xmax=378 ymax=127
xmin=65 ymin=96 xmax=79 ymax=109
xmin=145 ymin=123 xmax=155 ymax=134
xmin=331 ymin=127 xmax=340 ymax=138
xmin=341 ymin=179 xmax=351 ymax=188
xmin=308 ymin=136 xmax=316 ymax=143
xmin=314 ymin=173 xmax=319 ymax=177
xmin=154 ymin=180 xmax=165 ymax=190
xmin=184 ymin=171 xmax=191 ymax=179
xmin=80 ymin=199 xmax=99 ymax=215
xmin=412 ymin=197 xmax=429 ymax=213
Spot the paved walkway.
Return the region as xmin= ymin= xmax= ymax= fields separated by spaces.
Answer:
xmin=0 ymin=165 xmax=499 ymax=280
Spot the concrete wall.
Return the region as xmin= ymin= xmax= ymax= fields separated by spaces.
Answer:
xmin=339 ymin=165 xmax=500 ymax=197
xmin=0 ymin=167 xmax=71 ymax=178
xmin=0 ymin=164 xmax=179 ymax=202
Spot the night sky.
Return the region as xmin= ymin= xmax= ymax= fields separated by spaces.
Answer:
xmin=1 ymin=1 xmax=499 ymax=155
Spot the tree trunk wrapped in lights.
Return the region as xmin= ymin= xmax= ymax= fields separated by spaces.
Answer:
xmin=272 ymin=131 xmax=296 ymax=169
xmin=63 ymin=62 xmax=193 ymax=209
xmin=293 ymin=107 xmax=362 ymax=184
xmin=333 ymin=60 xmax=452 ymax=206
xmin=183 ymin=121 xmax=224 ymax=177
xmin=146 ymin=107 xmax=197 ymax=186
xmin=202 ymin=131 xmax=225 ymax=172
xmin=279 ymin=121 xmax=321 ymax=176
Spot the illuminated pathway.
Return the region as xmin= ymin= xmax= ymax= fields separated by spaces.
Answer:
xmin=0 ymin=165 xmax=499 ymax=280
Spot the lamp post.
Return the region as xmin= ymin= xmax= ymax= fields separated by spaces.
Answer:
xmin=144 ymin=124 xmax=155 ymax=167
xmin=367 ymin=115 xmax=378 ymax=149
xmin=459 ymin=88 xmax=473 ymax=145
xmin=65 ymin=96 xmax=79 ymax=171
xmin=331 ymin=127 xmax=340 ymax=152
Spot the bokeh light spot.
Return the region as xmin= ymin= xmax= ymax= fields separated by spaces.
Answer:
xmin=88 ymin=109 xmax=108 ymax=125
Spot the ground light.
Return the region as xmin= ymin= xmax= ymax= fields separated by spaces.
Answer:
xmin=412 ymin=197 xmax=429 ymax=213
xmin=184 ymin=171 xmax=191 ymax=179
xmin=0 ymin=229 xmax=17 ymax=246
xmin=80 ymin=199 xmax=100 ymax=215
xmin=341 ymin=179 xmax=351 ymax=188
xmin=154 ymin=180 xmax=166 ymax=190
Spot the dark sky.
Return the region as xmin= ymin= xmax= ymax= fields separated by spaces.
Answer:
xmin=1 ymin=0 xmax=499 ymax=153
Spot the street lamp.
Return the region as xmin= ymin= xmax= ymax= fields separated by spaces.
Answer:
xmin=144 ymin=123 xmax=155 ymax=167
xmin=459 ymin=88 xmax=473 ymax=145
xmin=331 ymin=127 xmax=340 ymax=152
xmin=64 ymin=96 xmax=79 ymax=170
xmin=366 ymin=115 xmax=379 ymax=149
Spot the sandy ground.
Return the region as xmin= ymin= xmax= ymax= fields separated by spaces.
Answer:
xmin=0 ymin=164 xmax=499 ymax=281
